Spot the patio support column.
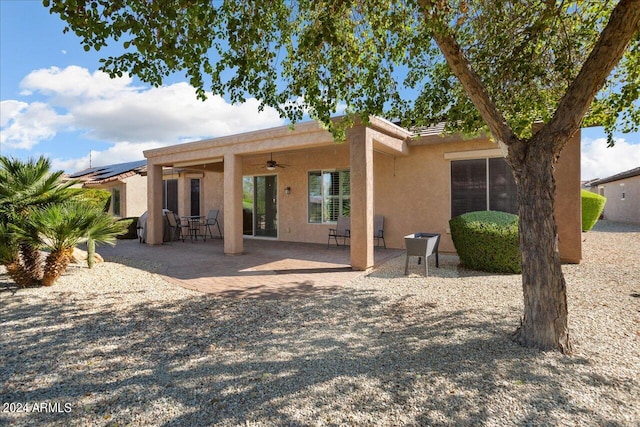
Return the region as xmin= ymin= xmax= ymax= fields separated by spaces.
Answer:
xmin=146 ymin=162 xmax=164 ymax=245
xmin=349 ymin=126 xmax=375 ymax=270
xmin=178 ymin=175 xmax=190 ymax=217
xmin=223 ymin=153 xmax=243 ymax=255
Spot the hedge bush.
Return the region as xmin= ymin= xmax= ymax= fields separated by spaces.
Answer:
xmin=449 ymin=211 xmax=521 ymax=274
xmin=581 ymin=190 xmax=606 ymax=231
xmin=115 ymin=217 xmax=139 ymax=239
xmin=70 ymin=188 xmax=112 ymax=212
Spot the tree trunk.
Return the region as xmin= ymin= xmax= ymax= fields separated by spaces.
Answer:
xmin=5 ymin=260 xmax=35 ymax=288
xmin=19 ymin=243 xmax=43 ymax=283
xmin=512 ymin=147 xmax=573 ymax=354
xmin=42 ymin=248 xmax=72 ymax=286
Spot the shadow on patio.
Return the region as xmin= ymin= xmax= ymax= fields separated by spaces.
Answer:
xmin=97 ymin=238 xmax=404 ymax=298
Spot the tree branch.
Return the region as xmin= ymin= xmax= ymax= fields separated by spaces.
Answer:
xmin=417 ymin=0 xmax=518 ymax=149
xmin=541 ymin=0 xmax=640 ymax=156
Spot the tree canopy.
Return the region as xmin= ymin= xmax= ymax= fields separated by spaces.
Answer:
xmin=44 ymin=0 xmax=639 ymax=142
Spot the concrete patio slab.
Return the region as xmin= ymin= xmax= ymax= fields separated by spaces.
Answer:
xmin=97 ymin=238 xmax=403 ymax=298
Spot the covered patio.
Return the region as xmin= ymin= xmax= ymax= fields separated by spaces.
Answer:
xmin=143 ymin=117 xmax=411 ymax=271
xmin=98 ymin=239 xmax=403 ymax=298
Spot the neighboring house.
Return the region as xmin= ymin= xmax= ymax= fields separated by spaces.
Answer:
xmin=69 ymin=160 xmax=148 ymax=218
xmin=143 ymin=117 xmax=581 ymax=270
xmin=587 ymin=166 xmax=640 ymax=224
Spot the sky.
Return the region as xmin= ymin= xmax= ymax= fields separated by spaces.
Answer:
xmin=1 ymin=0 xmax=639 ymax=180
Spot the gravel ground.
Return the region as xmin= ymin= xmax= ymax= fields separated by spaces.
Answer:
xmin=1 ymin=220 xmax=638 ymax=426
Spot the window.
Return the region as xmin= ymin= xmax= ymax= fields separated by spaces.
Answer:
xmin=620 ymin=183 xmax=626 ymax=200
xmin=190 ymin=179 xmax=201 ymax=216
xmin=111 ymin=187 xmax=121 ymax=217
xmin=308 ymin=170 xmax=350 ymax=223
xmin=163 ymin=179 xmax=178 ymax=213
xmin=451 ymin=158 xmax=517 ymax=218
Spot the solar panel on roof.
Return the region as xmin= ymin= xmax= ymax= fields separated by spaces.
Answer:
xmin=69 ymin=160 xmax=146 ymax=180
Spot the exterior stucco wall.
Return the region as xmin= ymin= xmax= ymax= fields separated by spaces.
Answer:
xmin=554 ymin=132 xmax=582 ymax=262
xmin=84 ymin=174 xmax=147 ymax=218
xmin=196 ymin=133 xmax=581 ymax=263
xmin=154 ymin=120 xmax=581 ymax=262
xmin=241 ymin=145 xmax=351 ymax=243
xmin=202 ymin=170 xmax=225 ymax=229
xmin=594 ymin=176 xmax=640 ymax=224
xmin=122 ymin=174 xmax=147 ymax=217
xmin=199 ymin=144 xmax=352 ymax=242
xmin=375 ymin=138 xmax=498 ymax=253
xmin=84 ymin=182 xmax=124 ymax=217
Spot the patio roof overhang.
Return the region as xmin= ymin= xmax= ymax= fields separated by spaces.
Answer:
xmin=143 ymin=116 xmax=411 ymax=168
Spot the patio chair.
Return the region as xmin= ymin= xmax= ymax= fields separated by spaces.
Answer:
xmin=166 ymin=211 xmax=188 ymax=242
xmin=328 ymin=215 xmax=350 ymax=248
xmin=374 ymin=215 xmax=386 ymax=249
xmin=205 ymin=209 xmax=223 ymax=239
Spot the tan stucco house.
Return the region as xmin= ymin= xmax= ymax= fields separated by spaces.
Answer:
xmin=588 ymin=166 xmax=640 ymax=224
xmin=143 ymin=117 xmax=582 ymax=270
xmin=69 ymin=160 xmax=148 ymax=218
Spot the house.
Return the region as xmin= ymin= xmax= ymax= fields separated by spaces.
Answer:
xmin=587 ymin=166 xmax=640 ymax=224
xmin=68 ymin=159 xmax=148 ymax=218
xmin=143 ymin=117 xmax=581 ymax=270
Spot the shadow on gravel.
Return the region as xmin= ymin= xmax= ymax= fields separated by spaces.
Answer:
xmin=2 ymin=286 xmax=622 ymax=427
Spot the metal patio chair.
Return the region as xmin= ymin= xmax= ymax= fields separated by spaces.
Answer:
xmin=205 ymin=209 xmax=223 ymax=239
xmin=374 ymin=214 xmax=386 ymax=249
xmin=328 ymin=215 xmax=350 ymax=248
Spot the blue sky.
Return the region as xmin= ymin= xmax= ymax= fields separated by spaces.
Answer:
xmin=1 ymin=0 xmax=639 ymax=180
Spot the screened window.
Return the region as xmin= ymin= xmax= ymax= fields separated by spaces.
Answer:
xmin=111 ymin=187 xmax=121 ymax=217
xmin=308 ymin=170 xmax=350 ymax=223
xmin=190 ymin=179 xmax=201 ymax=216
xmin=451 ymin=158 xmax=517 ymax=218
xmin=163 ymin=179 xmax=178 ymax=214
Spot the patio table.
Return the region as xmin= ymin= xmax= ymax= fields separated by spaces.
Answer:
xmin=181 ymin=216 xmax=207 ymax=241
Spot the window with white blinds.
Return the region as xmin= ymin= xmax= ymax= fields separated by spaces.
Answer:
xmin=308 ymin=170 xmax=350 ymax=223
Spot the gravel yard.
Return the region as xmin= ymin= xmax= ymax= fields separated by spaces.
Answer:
xmin=1 ymin=220 xmax=639 ymax=426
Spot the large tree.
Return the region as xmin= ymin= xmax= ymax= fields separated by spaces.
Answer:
xmin=45 ymin=0 xmax=640 ymax=353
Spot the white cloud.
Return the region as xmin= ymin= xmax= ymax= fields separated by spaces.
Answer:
xmin=0 ymin=100 xmax=73 ymax=150
xmin=70 ymin=82 xmax=283 ymax=143
xmin=0 ymin=100 xmax=27 ymax=126
xmin=19 ymin=65 xmax=136 ymax=101
xmin=2 ymin=65 xmax=285 ymax=163
xmin=581 ymin=137 xmax=640 ymax=180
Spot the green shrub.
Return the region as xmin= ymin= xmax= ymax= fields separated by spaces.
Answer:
xmin=115 ymin=217 xmax=139 ymax=239
xmin=70 ymin=188 xmax=112 ymax=212
xmin=581 ymin=190 xmax=606 ymax=231
xmin=449 ymin=211 xmax=521 ymax=274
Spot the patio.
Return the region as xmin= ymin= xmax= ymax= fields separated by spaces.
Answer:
xmin=97 ymin=238 xmax=404 ymax=298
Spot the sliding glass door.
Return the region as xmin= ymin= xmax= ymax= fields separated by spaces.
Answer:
xmin=242 ymin=175 xmax=278 ymax=237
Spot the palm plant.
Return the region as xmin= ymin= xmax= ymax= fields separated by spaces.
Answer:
xmin=0 ymin=223 xmax=33 ymax=287
xmin=29 ymin=201 xmax=125 ymax=286
xmin=0 ymin=156 xmax=76 ymax=284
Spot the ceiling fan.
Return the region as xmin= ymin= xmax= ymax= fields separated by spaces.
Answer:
xmin=254 ymin=153 xmax=289 ymax=170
